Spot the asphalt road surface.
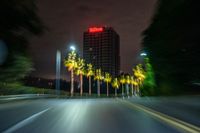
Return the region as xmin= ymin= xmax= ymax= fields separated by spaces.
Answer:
xmin=0 ymin=97 xmax=199 ymax=133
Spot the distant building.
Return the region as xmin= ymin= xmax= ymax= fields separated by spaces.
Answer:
xmin=83 ymin=27 xmax=120 ymax=77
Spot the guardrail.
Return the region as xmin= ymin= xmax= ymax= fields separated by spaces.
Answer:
xmin=0 ymin=94 xmax=56 ymax=103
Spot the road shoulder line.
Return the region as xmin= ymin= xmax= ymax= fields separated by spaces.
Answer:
xmin=118 ymin=99 xmax=200 ymax=133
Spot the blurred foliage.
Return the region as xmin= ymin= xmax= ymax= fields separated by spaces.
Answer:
xmin=0 ymin=55 xmax=33 ymax=82
xmin=0 ymin=82 xmax=56 ymax=95
xmin=0 ymin=0 xmax=45 ymax=83
xmin=64 ymin=51 xmax=77 ymax=71
xmin=142 ymin=0 xmax=200 ymax=95
xmin=141 ymin=58 xmax=156 ymax=96
xmin=112 ymin=78 xmax=120 ymax=89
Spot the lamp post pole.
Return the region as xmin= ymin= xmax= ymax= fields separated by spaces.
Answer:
xmin=56 ymin=50 xmax=61 ymax=95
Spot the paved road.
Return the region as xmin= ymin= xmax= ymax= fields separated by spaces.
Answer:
xmin=0 ymin=98 xmax=199 ymax=133
xmin=128 ymin=96 xmax=200 ymax=127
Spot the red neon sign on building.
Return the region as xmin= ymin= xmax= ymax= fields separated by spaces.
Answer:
xmin=89 ymin=27 xmax=103 ymax=33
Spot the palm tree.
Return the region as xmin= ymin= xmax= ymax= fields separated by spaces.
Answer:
xmin=86 ymin=64 xmax=94 ymax=96
xmin=119 ymin=75 xmax=125 ymax=97
xmin=133 ymin=64 xmax=145 ymax=95
xmin=125 ymin=75 xmax=131 ymax=97
xmin=75 ymin=58 xmax=85 ymax=96
xmin=112 ymin=78 xmax=120 ymax=97
xmin=104 ymin=72 xmax=112 ymax=97
xmin=95 ymin=69 xmax=103 ymax=97
xmin=131 ymin=76 xmax=138 ymax=96
xmin=64 ymin=50 xmax=77 ymax=96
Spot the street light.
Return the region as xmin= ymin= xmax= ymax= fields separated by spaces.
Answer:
xmin=140 ymin=52 xmax=147 ymax=57
xmin=70 ymin=45 xmax=76 ymax=51
xmin=56 ymin=50 xmax=61 ymax=95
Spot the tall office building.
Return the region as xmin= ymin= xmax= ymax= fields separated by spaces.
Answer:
xmin=83 ymin=27 xmax=120 ymax=77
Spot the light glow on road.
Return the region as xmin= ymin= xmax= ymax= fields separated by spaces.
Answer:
xmin=53 ymin=100 xmax=90 ymax=132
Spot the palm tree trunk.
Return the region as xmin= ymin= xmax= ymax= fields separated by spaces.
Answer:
xmin=122 ymin=84 xmax=124 ymax=97
xmin=80 ymin=74 xmax=83 ymax=96
xmin=135 ymin=85 xmax=139 ymax=96
xmin=70 ymin=69 xmax=74 ymax=97
xmin=134 ymin=85 xmax=136 ymax=96
xmin=97 ymin=80 xmax=100 ymax=97
xmin=126 ymin=84 xmax=129 ymax=97
xmin=89 ymin=76 xmax=91 ymax=96
xmin=106 ymin=82 xmax=109 ymax=97
xmin=115 ymin=89 xmax=117 ymax=97
xmin=137 ymin=85 xmax=140 ymax=96
xmin=131 ymin=84 xmax=134 ymax=96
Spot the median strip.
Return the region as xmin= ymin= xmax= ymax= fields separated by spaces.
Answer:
xmin=118 ymin=99 xmax=200 ymax=133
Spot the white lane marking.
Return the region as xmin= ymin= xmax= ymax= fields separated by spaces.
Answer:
xmin=3 ymin=108 xmax=50 ymax=133
xmin=119 ymin=99 xmax=200 ymax=133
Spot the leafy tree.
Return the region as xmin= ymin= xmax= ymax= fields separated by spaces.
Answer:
xmin=142 ymin=0 xmax=200 ymax=95
xmin=141 ymin=58 xmax=156 ymax=96
xmin=0 ymin=0 xmax=44 ymax=83
xmin=0 ymin=55 xmax=33 ymax=82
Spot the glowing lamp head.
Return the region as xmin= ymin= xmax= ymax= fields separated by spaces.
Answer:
xmin=89 ymin=27 xmax=103 ymax=33
xmin=140 ymin=52 xmax=147 ymax=57
xmin=70 ymin=46 xmax=76 ymax=51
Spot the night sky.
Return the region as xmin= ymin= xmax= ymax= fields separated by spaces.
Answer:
xmin=30 ymin=0 xmax=157 ymax=79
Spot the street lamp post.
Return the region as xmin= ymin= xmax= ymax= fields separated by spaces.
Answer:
xmin=56 ymin=50 xmax=61 ymax=95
